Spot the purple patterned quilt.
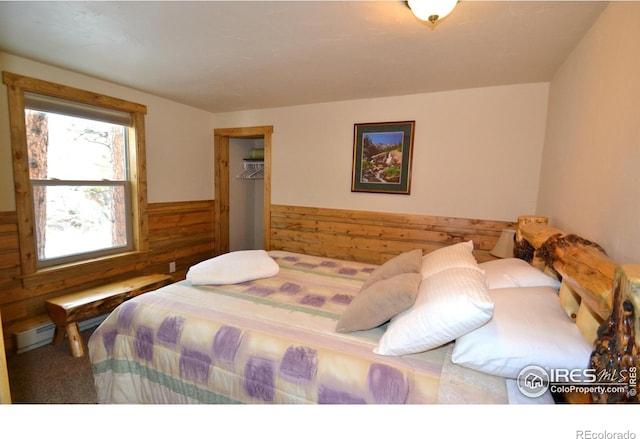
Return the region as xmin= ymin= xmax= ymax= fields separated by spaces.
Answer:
xmin=88 ymin=251 xmax=508 ymax=403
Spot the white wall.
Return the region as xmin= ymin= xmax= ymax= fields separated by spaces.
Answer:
xmin=1 ymin=53 xmax=550 ymax=227
xmin=537 ymin=2 xmax=640 ymax=264
xmin=213 ymin=83 xmax=549 ymax=221
xmin=0 ymin=52 xmax=216 ymax=211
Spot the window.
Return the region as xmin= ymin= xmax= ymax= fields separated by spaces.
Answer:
xmin=25 ymin=93 xmax=133 ymax=266
xmin=3 ymin=72 xmax=148 ymax=277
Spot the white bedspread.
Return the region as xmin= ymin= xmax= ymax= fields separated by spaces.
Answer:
xmin=89 ymin=251 xmax=535 ymax=404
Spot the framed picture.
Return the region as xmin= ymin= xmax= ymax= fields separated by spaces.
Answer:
xmin=351 ymin=121 xmax=415 ymax=194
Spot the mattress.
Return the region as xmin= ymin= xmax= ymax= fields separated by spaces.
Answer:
xmin=88 ymin=251 xmax=510 ymax=404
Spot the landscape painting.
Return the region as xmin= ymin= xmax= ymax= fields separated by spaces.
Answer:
xmin=351 ymin=121 xmax=415 ymax=194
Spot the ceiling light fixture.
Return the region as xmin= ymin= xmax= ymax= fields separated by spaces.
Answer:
xmin=407 ymin=0 xmax=458 ymax=25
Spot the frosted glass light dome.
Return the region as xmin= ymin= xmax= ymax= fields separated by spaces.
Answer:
xmin=408 ymin=0 xmax=458 ymax=24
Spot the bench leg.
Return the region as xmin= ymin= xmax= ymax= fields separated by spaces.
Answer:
xmin=65 ymin=323 xmax=85 ymax=357
xmin=51 ymin=325 xmax=66 ymax=346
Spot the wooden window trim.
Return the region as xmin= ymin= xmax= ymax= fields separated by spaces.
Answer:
xmin=2 ymin=71 xmax=149 ymax=285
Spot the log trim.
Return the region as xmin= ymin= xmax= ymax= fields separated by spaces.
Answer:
xmin=0 ymin=310 xmax=10 ymax=403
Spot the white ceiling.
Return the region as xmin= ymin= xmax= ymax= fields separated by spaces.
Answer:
xmin=0 ymin=1 xmax=607 ymax=113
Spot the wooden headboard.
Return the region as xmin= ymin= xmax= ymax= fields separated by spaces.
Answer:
xmin=515 ymin=215 xmax=638 ymax=403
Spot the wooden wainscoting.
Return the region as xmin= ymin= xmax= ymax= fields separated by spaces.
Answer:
xmin=0 ymin=200 xmax=216 ymax=352
xmin=147 ymin=200 xmax=216 ymax=279
xmin=270 ymin=205 xmax=515 ymax=265
xmin=1 ymin=200 xmax=513 ymax=353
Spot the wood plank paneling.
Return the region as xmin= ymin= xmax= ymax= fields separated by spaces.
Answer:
xmin=1 ymin=200 xmax=514 ymax=353
xmin=270 ymin=204 xmax=515 ymax=265
xmin=0 ymin=200 xmax=216 ymax=351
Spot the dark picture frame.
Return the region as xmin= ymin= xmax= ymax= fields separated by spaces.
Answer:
xmin=351 ymin=121 xmax=415 ymax=194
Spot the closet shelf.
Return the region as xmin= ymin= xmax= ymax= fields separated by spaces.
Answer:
xmin=235 ymin=159 xmax=264 ymax=180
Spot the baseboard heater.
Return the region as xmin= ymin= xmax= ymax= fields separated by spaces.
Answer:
xmin=15 ymin=314 xmax=108 ymax=354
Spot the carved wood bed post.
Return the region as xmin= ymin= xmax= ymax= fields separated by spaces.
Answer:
xmin=590 ymin=264 xmax=639 ymax=403
xmin=514 ymin=216 xmax=548 ymax=262
xmin=515 ymin=215 xmax=639 ymax=403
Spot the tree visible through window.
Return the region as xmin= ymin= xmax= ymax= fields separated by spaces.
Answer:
xmin=25 ymin=109 xmax=131 ymax=265
xmin=3 ymin=71 xmax=148 ymax=276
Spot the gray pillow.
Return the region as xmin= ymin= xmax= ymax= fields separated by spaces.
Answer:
xmin=336 ymin=272 xmax=422 ymax=333
xmin=361 ymin=249 xmax=423 ymax=289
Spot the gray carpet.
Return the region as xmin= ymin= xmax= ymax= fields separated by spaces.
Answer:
xmin=6 ymin=327 xmax=97 ymax=404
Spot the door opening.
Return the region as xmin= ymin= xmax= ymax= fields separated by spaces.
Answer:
xmin=213 ymin=126 xmax=273 ymax=255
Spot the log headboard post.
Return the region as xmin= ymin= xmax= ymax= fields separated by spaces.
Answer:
xmin=590 ymin=264 xmax=639 ymax=403
xmin=516 ymin=215 xmax=639 ymax=404
xmin=516 ymin=215 xmax=617 ymax=343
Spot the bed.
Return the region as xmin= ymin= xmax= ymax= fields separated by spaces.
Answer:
xmin=88 ymin=215 xmax=639 ymax=404
xmin=515 ymin=216 xmax=639 ymax=404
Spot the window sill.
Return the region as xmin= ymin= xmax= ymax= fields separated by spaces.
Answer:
xmin=21 ymin=250 xmax=152 ymax=290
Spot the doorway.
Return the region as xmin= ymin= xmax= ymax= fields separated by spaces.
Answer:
xmin=213 ymin=126 xmax=273 ymax=255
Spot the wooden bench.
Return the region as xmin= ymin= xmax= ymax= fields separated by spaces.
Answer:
xmin=45 ymin=274 xmax=173 ymax=357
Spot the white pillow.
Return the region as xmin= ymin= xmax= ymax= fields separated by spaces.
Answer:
xmin=479 ymin=258 xmax=561 ymax=290
xmin=421 ymin=240 xmax=480 ymax=279
xmin=374 ymin=267 xmax=493 ymax=356
xmin=186 ymin=250 xmax=279 ymax=285
xmin=451 ymin=286 xmax=593 ymax=379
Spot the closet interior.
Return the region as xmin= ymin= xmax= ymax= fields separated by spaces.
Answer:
xmin=229 ymin=137 xmax=264 ymax=251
